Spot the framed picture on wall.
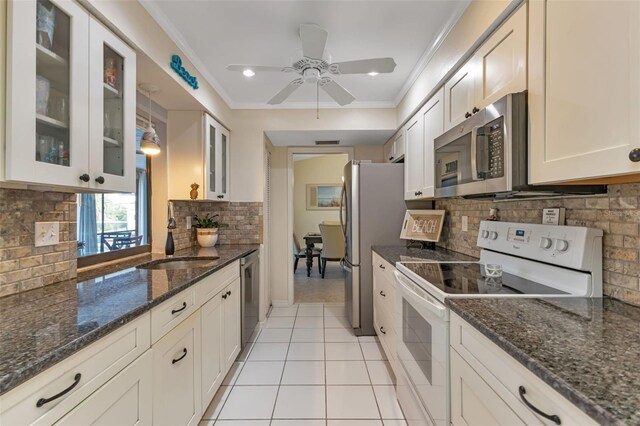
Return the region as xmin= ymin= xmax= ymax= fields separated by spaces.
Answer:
xmin=307 ymin=184 xmax=342 ymax=210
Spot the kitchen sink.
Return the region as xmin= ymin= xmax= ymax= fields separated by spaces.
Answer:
xmin=137 ymin=258 xmax=219 ymax=270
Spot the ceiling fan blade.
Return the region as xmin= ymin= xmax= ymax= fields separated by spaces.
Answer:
xmin=267 ymin=79 xmax=304 ymax=105
xmin=300 ymin=24 xmax=328 ymax=60
xmin=329 ymin=57 xmax=397 ymax=75
xmin=226 ymin=64 xmax=291 ymax=72
xmin=319 ymin=79 xmax=355 ymax=106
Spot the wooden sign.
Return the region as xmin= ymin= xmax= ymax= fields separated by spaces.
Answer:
xmin=400 ymin=210 xmax=446 ymax=242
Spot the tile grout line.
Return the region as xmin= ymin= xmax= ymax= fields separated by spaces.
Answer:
xmin=323 ymin=303 xmax=328 ymax=426
xmin=359 ymin=333 xmax=384 ymax=423
xmin=269 ymin=304 xmax=297 ymax=423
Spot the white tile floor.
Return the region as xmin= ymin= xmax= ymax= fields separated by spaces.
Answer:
xmin=200 ymin=303 xmax=406 ymax=426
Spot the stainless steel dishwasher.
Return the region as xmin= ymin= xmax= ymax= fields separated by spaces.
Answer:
xmin=240 ymin=250 xmax=259 ymax=348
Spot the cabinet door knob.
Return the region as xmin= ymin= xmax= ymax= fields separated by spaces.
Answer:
xmin=472 ymin=107 xmax=480 ymax=114
xmin=389 ymin=156 xmax=394 ymax=161
xmin=518 ymin=386 xmax=561 ymax=425
xmin=379 ymin=264 xmax=385 ymax=270
xmin=227 ymin=290 xmax=231 ymax=296
xmin=379 ymin=326 xmax=386 ymax=335
xmin=171 ymin=348 xmax=188 ymax=364
xmin=629 ymin=148 xmax=640 ymax=162
xmin=36 ymin=373 xmax=82 ymax=407
xmin=79 ymin=174 xmax=90 ymax=182
xmin=95 ymin=176 xmax=105 ymax=184
xmin=379 ymin=290 xmax=386 ymax=297
xmin=222 ymin=293 xmax=227 ymax=299
xmin=465 ymin=112 xmax=472 ymax=118
xmin=217 ymin=194 xmax=224 ymax=199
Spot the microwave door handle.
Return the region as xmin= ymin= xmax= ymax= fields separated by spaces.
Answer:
xmin=470 ymin=125 xmax=482 ymax=181
xmin=394 ymin=271 xmax=446 ymax=318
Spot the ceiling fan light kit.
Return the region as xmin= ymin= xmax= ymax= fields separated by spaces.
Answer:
xmin=226 ymin=23 xmax=397 ymax=107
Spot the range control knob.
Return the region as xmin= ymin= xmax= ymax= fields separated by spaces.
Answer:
xmin=481 ymin=230 xmax=490 ymax=239
xmin=489 ymin=231 xmax=498 ymax=240
xmin=539 ymin=237 xmax=553 ymax=250
xmin=555 ymin=239 xmax=569 ymax=252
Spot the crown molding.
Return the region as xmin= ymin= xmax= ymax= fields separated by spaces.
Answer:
xmin=233 ymin=100 xmax=396 ymax=110
xmin=393 ymin=0 xmax=471 ymax=107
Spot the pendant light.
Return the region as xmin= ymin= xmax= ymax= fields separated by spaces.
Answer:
xmin=138 ymin=83 xmax=161 ymax=156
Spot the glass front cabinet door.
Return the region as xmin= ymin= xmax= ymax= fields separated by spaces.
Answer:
xmin=6 ymin=0 xmax=136 ymax=192
xmin=204 ymin=114 xmax=230 ymax=200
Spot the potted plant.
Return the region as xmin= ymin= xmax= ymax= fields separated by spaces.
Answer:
xmin=193 ymin=213 xmax=228 ymax=247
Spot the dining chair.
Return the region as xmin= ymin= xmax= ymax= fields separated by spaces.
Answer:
xmin=318 ymin=224 xmax=345 ymax=279
xmin=293 ymin=233 xmax=321 ymax=274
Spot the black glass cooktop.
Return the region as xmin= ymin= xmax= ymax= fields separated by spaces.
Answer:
xmin=399 ymin=262 xmax=568 ymax=296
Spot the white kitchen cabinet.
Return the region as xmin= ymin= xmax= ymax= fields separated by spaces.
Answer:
xmin=404 ymin=88 xmax=444 ymax=200
xmin=6 ymin=0 xmax=136 ymax=191
xmin=167 ymin=111 xmax=230 ymax=201
xmin=371 ymin=252 xmax=398 ymax=376
xmin=384 ymin=130 xmax=405 ymax=163
xmin=451 ymin=313 xmax=597 ymax=426
xmin=56 ymin=350 xmax=153 ymax=426
xmin=222 ymin=278 xmax=242 ymax=369
xmin=200 ymin=291 xmax=224 ymax=410
xmin=529 ymin=0 xmax=640 ymax=183
xmin=444 ymin=4 xmax=526 ymax=131
xmin=152 ymin=311 xmax=202 ymax=426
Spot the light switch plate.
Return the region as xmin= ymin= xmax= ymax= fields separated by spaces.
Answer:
xmin=186 ymin=216 xmax=192 ymax=230
xmin=461 ymin=216 xmax=469 ymax=232
xmin=35 ymin=222 xmax=59 ymax=247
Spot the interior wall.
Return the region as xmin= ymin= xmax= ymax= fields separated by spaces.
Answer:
xmin=293 ymin=154 xmax=349 ymax=240
xmin=268 ymin=146 xmax=290 ymax=303
xmin=396 ymin=0 xmax=511 ymax=126
xmin=0 ymin=0 xmax=6 ymax=180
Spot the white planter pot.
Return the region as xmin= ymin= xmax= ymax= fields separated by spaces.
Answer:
xmin=196 ymin=228 xmax=219 ymax=247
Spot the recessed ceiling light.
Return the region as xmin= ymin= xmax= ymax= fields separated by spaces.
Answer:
xmin=368 ymin=71 xmax=379 ymax=76
xmin=243 ymin=69 xmax=255 ymax=77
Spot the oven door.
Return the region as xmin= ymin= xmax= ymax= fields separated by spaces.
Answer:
xmin=434 ymin=96 xmax=511 ymax=198
xmin=394 ymin=271 xmax=450 ymax=426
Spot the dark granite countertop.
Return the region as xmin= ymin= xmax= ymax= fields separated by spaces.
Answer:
xmin=0 ymin=244 xmax=258 ymax=396
xmin=447 ymin=297 xmax=640 ymax=425
xmin=372 ymin=245 xmax=478 ymax=265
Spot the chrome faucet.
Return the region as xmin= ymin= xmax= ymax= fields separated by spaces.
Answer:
xmin=165 ymin=201 xmax=176 ymax=255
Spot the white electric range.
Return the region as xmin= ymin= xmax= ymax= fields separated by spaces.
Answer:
xmin=393 ymin=221 xmax=603 ymax=426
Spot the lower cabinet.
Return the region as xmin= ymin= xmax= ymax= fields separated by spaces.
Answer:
xmin=371 ymin=252 xmax=398 ymax=376
xmin=222 ymin=278 xmax=241 ymax=368
xmin=201 ymin=292 xmax=224 ymax=410
xmin=56 ymin=350 xmax=153 ymax=426
xmin=153 ymin=311 xmax=202 ymax=426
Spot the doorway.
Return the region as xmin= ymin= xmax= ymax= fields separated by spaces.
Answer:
xmin=291 ymin=152 xmax=350 ymax=303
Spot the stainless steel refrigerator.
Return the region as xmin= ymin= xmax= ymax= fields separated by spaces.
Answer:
xmin=340 ymin=160 xmax=405 ymax=335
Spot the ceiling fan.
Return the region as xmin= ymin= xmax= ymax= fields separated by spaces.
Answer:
xmin=226 ymin=24 xmax=397 ymax=106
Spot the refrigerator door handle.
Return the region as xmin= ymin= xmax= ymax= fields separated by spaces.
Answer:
xmin=339 ymin=183 xmax=347 ymax=238
xmin=341 ymin=258 xmax=351 ymax=272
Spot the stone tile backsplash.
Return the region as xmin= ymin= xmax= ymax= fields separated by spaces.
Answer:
xmin=0 ymin=188 xmax=77 ymax=298
xmin=170 ymin=201 xmax=263 ymax=251
xmin=435 ymin=183 xmax=640 ymax=306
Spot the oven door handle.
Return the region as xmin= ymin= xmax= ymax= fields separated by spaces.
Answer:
xmin=470 ymin=125 xmax=484 ymax=181
xmin=394 ymin=271 xmax=446 ymax=318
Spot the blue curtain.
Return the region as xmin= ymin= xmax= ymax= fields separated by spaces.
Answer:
xmin=78 ymin=194 xmax=98 ymax=255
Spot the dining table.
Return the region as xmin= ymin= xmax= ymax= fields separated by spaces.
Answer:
xmin=303 ymin=232 xmax=323 ymax=277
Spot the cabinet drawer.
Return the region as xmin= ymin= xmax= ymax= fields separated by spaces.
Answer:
xmin=151 ymin=287 xmax=198 ymax=343
xmin=451 ymin=313 xmax=596 ymax=425
xmin=55 ymin=350 xmax=152 ymax=425
xmin=0 ymin=313 xmax=150 ymax=426
xmin=372 ymin=252 xmax=396 ymax=289
xmin=195 ymin=261 xmax=239 ymax=303
xmin=373 ymin=300 xmax=396 ymax=373
xmin=373 ymin=268 xmax=395 ymax=317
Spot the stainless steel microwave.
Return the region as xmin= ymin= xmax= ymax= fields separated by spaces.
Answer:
xmin=433 ymin=92 xmax=605 ymax=198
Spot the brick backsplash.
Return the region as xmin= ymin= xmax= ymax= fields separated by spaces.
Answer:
xmin=170 ymin=201 xmax=263 ymax=251
xmin=435 ymin=183 xmax=640 ymax=307
xmin=0 ymin=188 xmax=77 ymax=298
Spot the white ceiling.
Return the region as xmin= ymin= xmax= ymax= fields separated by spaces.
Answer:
xmin=141 ymin=0 xmax=469 ymax=109
xmin=266 ymin=129 xmax=395 ymax=146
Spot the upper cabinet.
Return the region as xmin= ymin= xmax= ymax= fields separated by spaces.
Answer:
xmin=529 ymin=0 xmax=640 ymax=184
xmin=444 ymin=4 xmax=527 ymax=131
xmin=6 ymin=0 xmax=136 ymax=192
xmin=384 ymin=130 xmax=405 ymax=163
xmin=168 ymin=111 xmax=230 ymax=201
xmin=404 ymin=88 xmax=444 ymax=200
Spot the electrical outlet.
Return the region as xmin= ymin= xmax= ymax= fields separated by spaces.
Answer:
xmin=35 ymin=222 xmax=59 ymax=247
xmin=461 ymin=216 xmax=469 ymax=232
xmin=186 ymin=216 xmax=192 ymax=230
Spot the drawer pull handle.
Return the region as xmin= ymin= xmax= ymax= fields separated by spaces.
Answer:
xmin=36 ymin=373 xmax=81 ymax=407
xmin=222 ymin=293 xmax=228 ymax=299
xmin=227 ymin=290 xmax=231 ymax=296
xmin=172 ymin=348 xmax=188 ymax=364
xmin=379 ymin=264 xmax=385 ymax=270
xmin=171 ymin=302 xmax=187 ymax=315
xmin=518 ymin=386 xmax=561 ymax=425
xmin=379 ymin=290 xmax=386 ymax=297
xmin=379 ymin=326 xmax=386 ymax=335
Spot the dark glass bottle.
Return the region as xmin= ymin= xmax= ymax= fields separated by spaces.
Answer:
xmin=165 ymin=230 xmax=175 ymax=256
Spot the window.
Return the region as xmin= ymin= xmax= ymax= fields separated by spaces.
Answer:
xmin=77 ymin=116 xmax=152 ymax=265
